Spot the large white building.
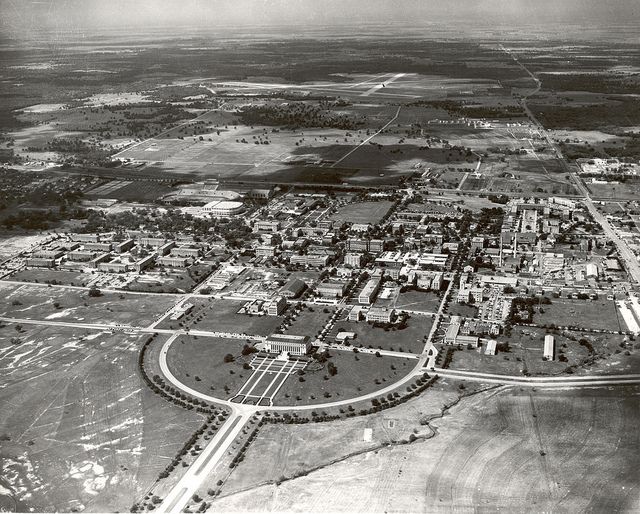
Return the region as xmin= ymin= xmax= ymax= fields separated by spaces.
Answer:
xmin=200 ymin=200 xmax=245 ymax=216
xmin=544 ymin=334 xmax=555 ymax=361
xmin=358 ymin=276 xmax=382 ymax=305
xmin=261 ymin=334 xmax=311 ymax=356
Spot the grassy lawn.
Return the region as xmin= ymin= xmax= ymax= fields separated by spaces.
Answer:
xmin=273 ymin=351 xmax=412 ymax=407
xmin=164 ymin=335 xmax=255 ymax=399
xmin=284 ymin=306 xmax=335 ymax=338
xmin=328 ymin=201 xmax=394 ymax=224
xmin=162 ymin=298 xmax=282 ymax=336
xmin=447 ymin=303 xmax=479 ymax=318
xmin=534 ymin=298 xmax=622 ymax=332
xmin=0 ymin=282 xmax=175 ymax=326
xmin=330 ymin=315 xmax=432 ymax=354
xmin=126 ymin=264 xmax=214 ymax=294
xmin=393 ymin=290 xmax=442 ymax=313
xmin=8 ymin=269 xmax=89 ymax=286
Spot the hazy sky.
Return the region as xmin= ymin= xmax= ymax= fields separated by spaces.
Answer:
xmin=1 ymin=0 xmax=639 ymax=36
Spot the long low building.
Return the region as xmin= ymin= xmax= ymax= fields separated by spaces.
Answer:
xmin=544 ymin=334 xmax=555 ymax=361
xmin=261 ymin=334 xmax=311 ymax=356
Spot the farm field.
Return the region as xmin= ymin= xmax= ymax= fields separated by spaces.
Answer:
xmin=328 ymin=201 xmax=394 ymax=224
xmin=161 ymin=298 xmax=282 ymax=336
xmin=0 ymin=282 xmax=175 ymax=327
xmin=85 ymin=180 xmax=174 ymax=202
xmin=0 ymin=325 xmax=204 ymax=513
xmin=210 ymin=386 xmax=640 ymax=513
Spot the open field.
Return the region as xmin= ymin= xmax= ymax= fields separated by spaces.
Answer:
xmin=217 ymin=381 xmax=465 ymax=495
xmin=328 ymin=201 xmax=394 ymax=224
xmin=211 ymin=386 xmax=640 ymax=513
xmin=9 ymin=269 xmax=89 ymax=286
xmin=534 ymin=297 xmax=623 ymax=332
xmin=449 ymin=325 xmax=631 ymax=376
xmin=161 ymin=298 xmax=282 ymax=336
xmin=0 ymin=282 xmax=175 ymax=327
xmin=0 ymin=325 xmax=204 ymax=512
xmin=330 ymin=316 xmax=431 ymax=354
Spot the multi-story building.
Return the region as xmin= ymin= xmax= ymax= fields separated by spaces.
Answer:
xmin=366 ymin=307 xmax=395 ymax=323
xmin=114 ymin=239 xmax=135 ymax=253
xmin=358 ymin=276 xmax=382 ymax=305
xmin=67 ymin=250 xmax=96 ymax=262
xmin=135 ymin=255 xmax=155 ymax=272
xmin=253 ymin=220 xmax=280 ymax=233
xmin=261 ymin=334 xmax=311 ymax=356
xmin=26 ymin=257 xmax=55 ymax=268
xmin=266 ymin=296 xmax=287 ymax=316
xmin=289 ymin=254 xmax=329 ymax=267
xmin=157 ymin=256 xmax=190 ymax=268
xmin=89 ymin=253 xmax=111 ymax=268
xmin=157 ymin=241 xmax=176 ymax=256
xmin=83 ymin=242 xmax=113 ymax=252
xmin=98 ymin=261 xmax=129 ymax=273
xmin=280 ymin=278 xmax=306 ymax=298
xmin=256 ymin=246 xmax=276 ymax=257
xmin=316 ymin=281 xmax=348 ymax=298
xmin=344 ymin=252 xmax=363 ymax=267
xmin=348 ymin=305 xmax=365 ymax=322
xmin=171 ymin=246 xmax=201 ymax=258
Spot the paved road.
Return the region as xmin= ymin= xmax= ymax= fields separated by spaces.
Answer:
xmin=156 ymin=403 xmax=253 ymax=514
xmin=331 ymin=106 xmax=401 ymax=167
xmin=432 ymin=367 xmax=640 ymax=387
xmin=501 ymin=44 xmax=640 ymax=286
xmin=572 ymin=177 xmax=640 ymax=285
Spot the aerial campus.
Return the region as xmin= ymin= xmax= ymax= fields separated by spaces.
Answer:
xmin=0 ymin=1 xmax=639 ymax=513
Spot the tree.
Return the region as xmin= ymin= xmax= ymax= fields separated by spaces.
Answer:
xmin=223 ymin=354 xmax=234 ymax=363
xmin=88 ymin=286 xmax=102 ymax=297
xmin=327 ymin=362 xmax=337 ymax=376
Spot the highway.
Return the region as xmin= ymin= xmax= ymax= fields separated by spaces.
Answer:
xmin=571 ymin=175 xmax=640 ymax=285
xmin=155 ymin=404 xmax=253 ymax=514
xmin=501 ymin=44 xmax=640 ymax=286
